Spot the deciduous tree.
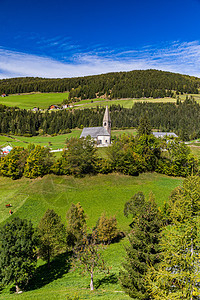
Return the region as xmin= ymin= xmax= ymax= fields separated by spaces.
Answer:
xmin=38 ymin=209 xmax=66 ymax=268
xmin=59 ymin=137 xmax=98 ymax=177
xmin=66 ymin=202 xmax=86 ymax=247
xmin=73 ymin=231 xmax=109 ymax=291
xmin=0 ymin=147 xmax=28 ymax=179
xmin=96 ymin=213 xmax=119 ymax=244
xmin=24 ymin=145 xmax=54 ymax=178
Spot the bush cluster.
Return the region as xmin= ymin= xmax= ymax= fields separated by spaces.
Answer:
xmin=0 ymin=133 xmax=198 ymax=180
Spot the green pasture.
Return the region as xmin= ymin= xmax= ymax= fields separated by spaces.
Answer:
xmin=0 ymin=173 xmax=182 ymax=299
xmin=112 ymin=128 xmax=137 ymax=137
xmin=0 ymin=92 xmax=69 ymax=109
xmin=0 ymin=130 xmax=81 ymax=151
xmin=0 ymin=173 xmax=181 ymax=229
xmin=73 ymin=97 xmax=177 ymax=109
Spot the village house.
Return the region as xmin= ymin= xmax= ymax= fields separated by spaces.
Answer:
xmin=80 ymin=105 xmax=111 ymax=146
xmin=49 ymin=105 xmax=61 ymax=110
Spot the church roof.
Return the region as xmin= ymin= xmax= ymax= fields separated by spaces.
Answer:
xmin=80 ymin=127 xmax=110 ymax=138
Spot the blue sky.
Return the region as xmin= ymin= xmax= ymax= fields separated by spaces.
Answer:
xmin=1 ymin=0 xmax=200 ymax=78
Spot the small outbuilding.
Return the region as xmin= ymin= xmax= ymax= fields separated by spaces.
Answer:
xmin=153 ymin=132 xmax=178 ymax=138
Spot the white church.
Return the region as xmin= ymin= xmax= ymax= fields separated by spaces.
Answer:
xmin=80 ymin=106 xmax=111 ymax=146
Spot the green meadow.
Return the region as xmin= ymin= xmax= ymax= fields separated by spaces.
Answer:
xmin=0 ymin=173 xmax=182 ymax=299
xmin=0 ymin=92 xmax=69 ymax=110
xmin=73 ymin=97 xmax=177 ymax=109
xmin=0 ymin=130 xmax=81 ymax=150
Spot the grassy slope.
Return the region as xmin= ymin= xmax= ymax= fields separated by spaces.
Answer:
xmin=0 ymin=173 xmax=182 ymax=228
xmin=0 ymin=173 xmax=182 ymax=299
xmin=0 ymin=92 xmax=69 ymax=109
xmin=0 ymin=130 xmax=82 ymax=150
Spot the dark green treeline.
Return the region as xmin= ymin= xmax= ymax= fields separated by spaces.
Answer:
xmin=0 ymin=97 xmax=200 ymax=140
xmin=0 ymin=69 xmax=199 ymax=99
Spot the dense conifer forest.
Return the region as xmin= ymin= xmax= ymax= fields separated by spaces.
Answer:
xmin=0 ymin=69 xmax=199 ymax=99
xmin=0 ymin=97 xmax=200 ymax=140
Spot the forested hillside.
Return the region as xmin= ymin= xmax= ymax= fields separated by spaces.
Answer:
xmin=0 ymin=69 xmax=199 ymax=99
xmin=0 ymin=97 xmax=200 ymax=140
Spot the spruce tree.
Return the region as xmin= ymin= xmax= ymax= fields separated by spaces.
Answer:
xmin=120 ymin=193 xmax=161 ymax=299
xmin=137 ymin=113 xmax=152 ymax=136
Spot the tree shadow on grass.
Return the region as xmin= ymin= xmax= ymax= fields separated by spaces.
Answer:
xmin=26 ymin=251 xmax=72 ymax=291
xmin=94 ymin=273 xmax=118 ymax=289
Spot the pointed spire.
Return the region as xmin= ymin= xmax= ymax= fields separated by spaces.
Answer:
xmin=103 ymin=105 xmax=111 ymax=134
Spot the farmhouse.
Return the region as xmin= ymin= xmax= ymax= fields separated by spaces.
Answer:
xmin=49 ymin=105 xmax=60 ymax=110
xmin=80 ymin=105 xmax=111 ymax=146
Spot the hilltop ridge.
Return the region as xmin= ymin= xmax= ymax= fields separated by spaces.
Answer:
xmin=0 ymin=69 xmax=199 ymax=99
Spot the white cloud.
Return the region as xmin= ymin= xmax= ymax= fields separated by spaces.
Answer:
xmin=0 ymin=41 xmax=200 ymax=79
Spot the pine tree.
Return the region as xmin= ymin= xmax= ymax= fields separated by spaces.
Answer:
xmin=137 ymin=113 xmax=152 ymax=136
xmin=120 ymin=193 xmax=161 ymax=299
xmin=148 ymin=176 xmax=200 ymax=299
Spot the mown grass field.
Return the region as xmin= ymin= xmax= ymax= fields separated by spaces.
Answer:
xmin=0 ymin=173 xmax=182 ymax=299
xmin=0 ymin=92 xmax=69 ymax=110
xmin=0 ymin=130 xmax=82 ymax=150
xmin=1 ymin=92 xmax=199 ymax=110
xmin=73 ymin=97 xmax=177 ymax=109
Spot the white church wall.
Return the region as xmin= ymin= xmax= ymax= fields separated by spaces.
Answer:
xmin=97 ymin=135 xmax=111 ymax=145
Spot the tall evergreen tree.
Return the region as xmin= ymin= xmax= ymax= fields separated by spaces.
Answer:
xmin=137 ymin=113 xmax=152 ymax=136
xmin=120 ymin=193 xmax=161 ymax=299
xmin=148 ymin=176 xmax=200 ymax=299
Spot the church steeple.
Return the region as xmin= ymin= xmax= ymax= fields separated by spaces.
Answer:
xmin=103 ymin=105 xmax=111 ymax=135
